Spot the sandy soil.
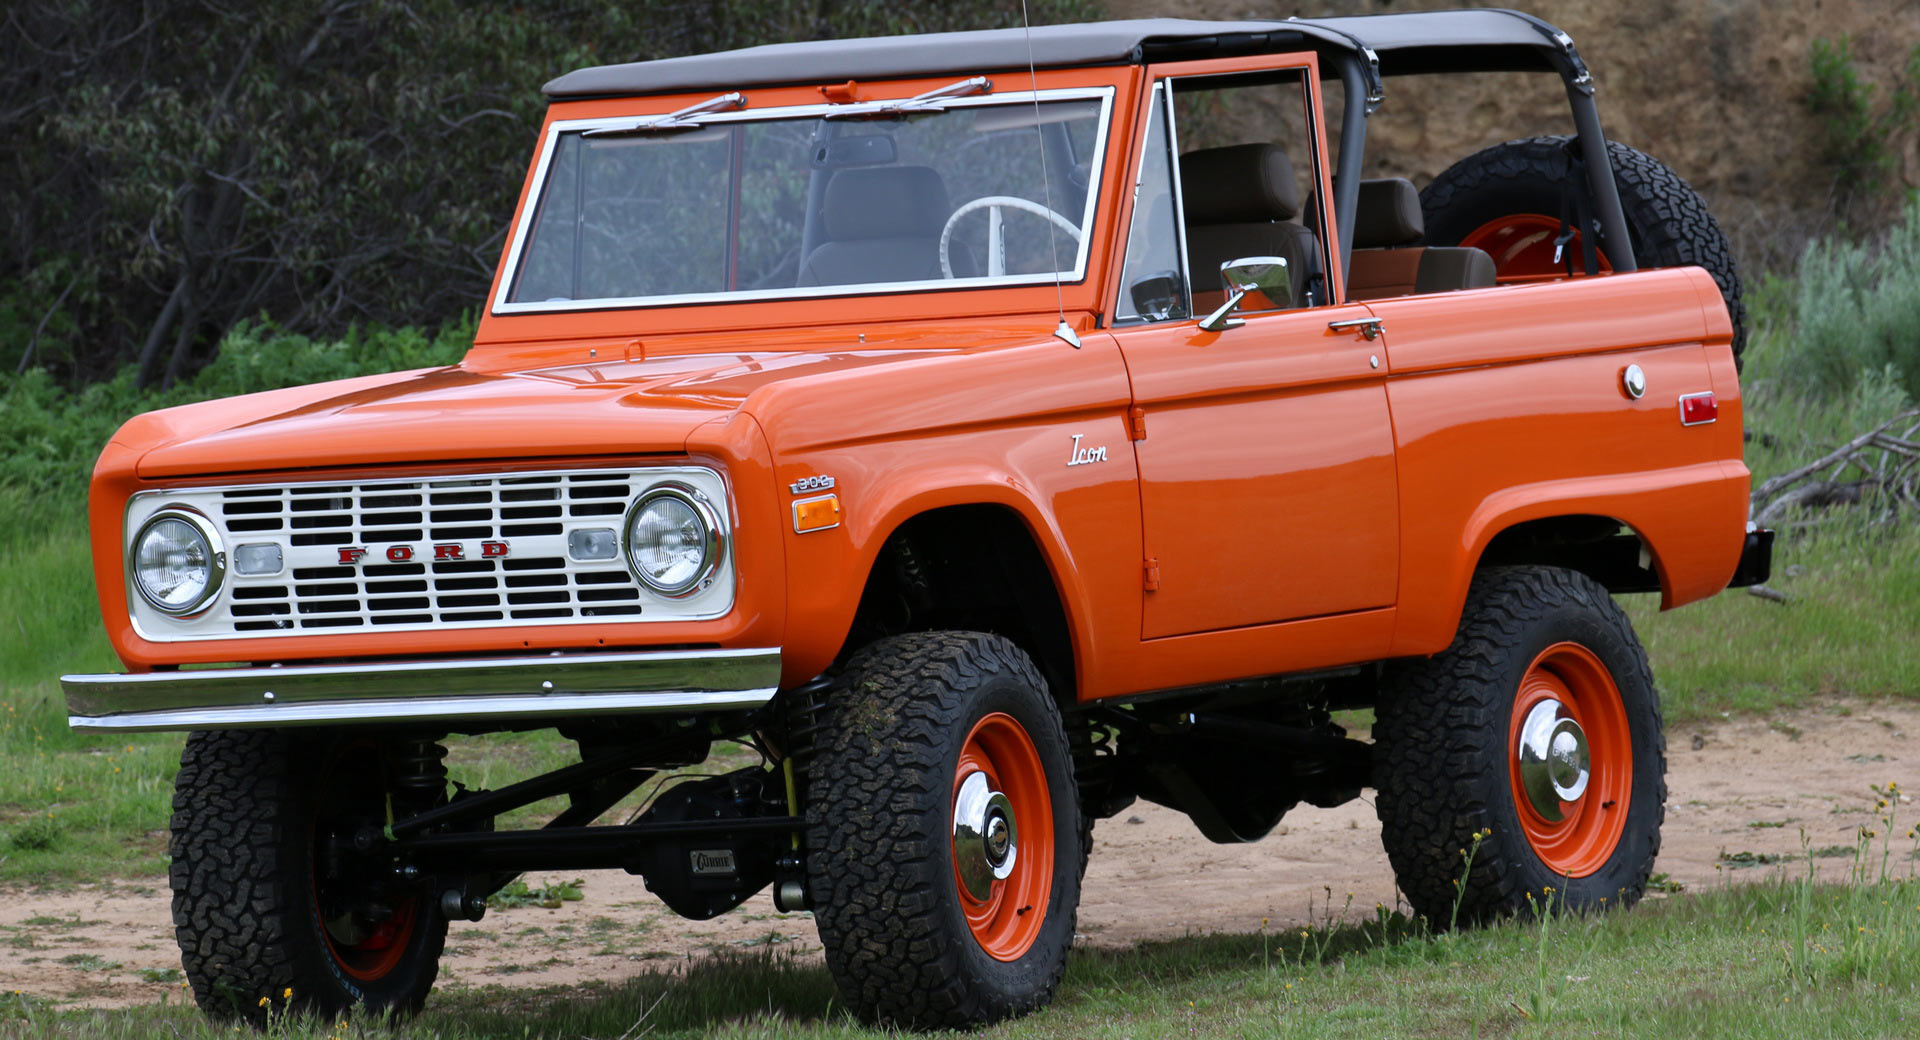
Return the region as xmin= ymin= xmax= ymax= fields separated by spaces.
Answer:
xmin=2 ymin=701 xmax=1912 ymax=1008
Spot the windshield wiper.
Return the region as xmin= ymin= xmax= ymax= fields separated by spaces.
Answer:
xmin=582 ymin=92 xmax=747 ymax=137
xmin=823 ymin=76 xmax=992 ymax=120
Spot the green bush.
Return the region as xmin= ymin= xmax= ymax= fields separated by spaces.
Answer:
xmin=0 ymin=319 xmax=473 ymax=511
xmin=1805 ymin=36 xmax=1920 ymax=202
xmin=1745 ymin=197 xmax=1920 ymax=405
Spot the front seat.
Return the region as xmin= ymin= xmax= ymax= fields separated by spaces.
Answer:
xmin=797 ymin=166 xmax=976 ymax=287
xmin=1179 ymin=143 xmax=1322 ymax=308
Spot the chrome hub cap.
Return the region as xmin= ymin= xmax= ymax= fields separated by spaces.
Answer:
xmin=1517 ymin=700 xmax=1590 ymax=822
xmin=953 ymin=770 xmax=1019 ymax=901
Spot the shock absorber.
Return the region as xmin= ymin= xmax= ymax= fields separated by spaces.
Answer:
xmin=392 ymin=737 xmax=449 ymax=813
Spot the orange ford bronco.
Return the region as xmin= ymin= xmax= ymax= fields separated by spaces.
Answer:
xmin=65 ymin=11 xmax=1771 ymax=1028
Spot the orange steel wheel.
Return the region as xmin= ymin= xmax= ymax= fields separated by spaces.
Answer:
xmin=321 ymin=896 xmax=421 ymax=982
xmin=1506 ymin=642 xmax=1632 ymax=878
xmin=951 ymin=712 xmax=1055 ymax=961
xmin=1459 ymin=213 xmax=1613 ymax=284
xmin=313 ymin=741 xmax=427 ymax=983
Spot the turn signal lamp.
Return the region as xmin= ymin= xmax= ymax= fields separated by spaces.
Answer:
xmin=792 ymin=494 xmax=841 ymax=533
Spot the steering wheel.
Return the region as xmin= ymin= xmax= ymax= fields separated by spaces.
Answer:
xmin=939 ymin=196 xmax=1084 ymax=279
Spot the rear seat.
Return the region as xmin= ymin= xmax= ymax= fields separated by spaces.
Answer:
xmin=1345 ymin=178 xmax=1495 ymax=299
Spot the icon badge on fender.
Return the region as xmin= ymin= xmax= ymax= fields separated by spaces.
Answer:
xmin=338 ymin=541 xmax=509 ymax=565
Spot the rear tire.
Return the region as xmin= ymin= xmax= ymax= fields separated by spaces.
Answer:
xmin=1373 ymin=567 xmax=1666 ymax=924
xmin=1421 ymin=136 xmax=1746 ymax=364
xmin=170 ymin=730 xmax=447 ymax=1021
xmin=801 ymin=631 xmax=1081 ymax=1029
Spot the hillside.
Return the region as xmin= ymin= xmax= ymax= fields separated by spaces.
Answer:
xmin=1108 ymin=0 xmax=1920 ymax=271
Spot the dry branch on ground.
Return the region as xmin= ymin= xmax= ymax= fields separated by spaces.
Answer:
xmin=1751 ymin=409 xmax=1920 ymax=528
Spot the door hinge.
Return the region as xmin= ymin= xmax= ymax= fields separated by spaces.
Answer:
xmin=1128 ymin=406 xmax=1148 ymax=441
xmin=1143 ymin=556 xmax=1160 ymax=591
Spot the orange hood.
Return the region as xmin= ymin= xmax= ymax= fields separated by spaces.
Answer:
xmin=128 ymin=352 xmax=799 ymax=478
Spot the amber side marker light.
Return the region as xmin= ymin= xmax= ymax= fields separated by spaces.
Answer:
xmin=793 ymin=494 xmax=841 ymax=533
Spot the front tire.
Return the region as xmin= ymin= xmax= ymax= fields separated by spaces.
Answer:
xmin=1373 ymin=567 xmax=1666 ymax=924
xmin=801 ymin=631 xmax=1081 ymax=1029
xmin=170 ymin=729 xmax=447 ymax=1020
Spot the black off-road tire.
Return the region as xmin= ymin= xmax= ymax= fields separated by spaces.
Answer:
xmin=801 ymin=631 xmax=1082 ymax=1030
xmin=1421 ymin=136 xmax=1746 ymax=364
xmin=171 ymin=729 xmax=447 ymax=1021
xmin=1373 ymin=566 xmax=1667 ymax=925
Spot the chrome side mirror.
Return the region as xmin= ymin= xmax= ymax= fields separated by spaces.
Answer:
xmin=1197 ymin=256 xmax=1291 ymax=332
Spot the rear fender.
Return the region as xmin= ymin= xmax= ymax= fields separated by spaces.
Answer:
xmin=1392 ymin=467 xmax=1749 ymax=657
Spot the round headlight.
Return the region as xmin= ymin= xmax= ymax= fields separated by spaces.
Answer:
xmin=131 ymin=509 xmax=224 ymax=616
xmin=624 ymin=484 xmax=723 ymax=597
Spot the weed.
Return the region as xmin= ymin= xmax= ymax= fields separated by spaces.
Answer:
xmin=1516 ymin=882 xmax=1570 ymax=1022
xmin=1720 ymin=850 xmax=1794 ymax=869
xmin=488 ymin=877 xmax=586 ymax=910
xmin=1447 ymin=827 xmax=1492 ymax=933
xmin=135 ymin=967 xmax=180 ymax=984
xmin=6 ymin=815 xmax=61 ymax=852
xmin=1647 ymin=872 xmax=1687 ymax=894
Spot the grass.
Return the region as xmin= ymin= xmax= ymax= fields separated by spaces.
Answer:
xmin=5 ymin=839 xmax=1920 ymax=1038
xmin=1626 ymin=517 xmax=1920 ymax=721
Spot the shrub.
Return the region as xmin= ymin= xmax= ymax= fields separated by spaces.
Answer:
xmin=0 ymin=319 xmax=473 ymax=513
xmin=1750 ymin=197 xmax=1920 ymax=404
xmin=1805 ymin=36 xmax=1920 ymax=203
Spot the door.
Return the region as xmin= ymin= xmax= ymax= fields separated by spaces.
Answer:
xmin=1111 ymin=60 xmax=1399 ymax=640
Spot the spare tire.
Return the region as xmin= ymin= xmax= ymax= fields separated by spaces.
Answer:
xmin=1420 ymin=136 xmax=1746 ymax=364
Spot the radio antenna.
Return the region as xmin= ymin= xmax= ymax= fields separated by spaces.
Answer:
xmin=1021 ymin=0 xmax=1081 ymax=348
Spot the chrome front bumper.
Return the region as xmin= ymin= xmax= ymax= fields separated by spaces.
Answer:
xmin=63 ymin=648 xmax=781 ymax=732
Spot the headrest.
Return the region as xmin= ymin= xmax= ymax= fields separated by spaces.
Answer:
xmin=1352 ymin=177 xmax=1423 ymax=248
xmin=1179 ymin=144 xmax=1302 ymax=224
xmin=822 ymin=166 xmax=950 ymax=241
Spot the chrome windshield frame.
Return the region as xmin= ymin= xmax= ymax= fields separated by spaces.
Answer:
xmin=490 ymin=86 xmax=1114 ymax=315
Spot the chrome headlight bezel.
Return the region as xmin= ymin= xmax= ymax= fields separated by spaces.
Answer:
xmin=127 ymin=506 xmax=226 ymax=618
xmin=623 ymin=482 xmax=725 ymax=598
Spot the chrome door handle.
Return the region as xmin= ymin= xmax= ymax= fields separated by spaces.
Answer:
xmin=1327 ymin=317 xmax=1384 ymax=340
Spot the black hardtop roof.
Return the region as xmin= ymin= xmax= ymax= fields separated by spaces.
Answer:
xmin=543 ymin=10 xmax=1583 ymax=100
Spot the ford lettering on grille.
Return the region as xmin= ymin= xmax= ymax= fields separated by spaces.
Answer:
xmin=339 ymin=541 xmax=510 ymax=565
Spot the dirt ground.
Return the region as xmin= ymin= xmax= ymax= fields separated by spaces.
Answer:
xmin=2 ymin=701 xmax=1913 ymax=1008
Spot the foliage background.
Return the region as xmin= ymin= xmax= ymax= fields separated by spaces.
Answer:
xmin=0 ymin=0 xmax=1093 ymax=387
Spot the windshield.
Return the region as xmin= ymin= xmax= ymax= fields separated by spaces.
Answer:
xmin=497 ymin=90 xmax=1110 ymax=312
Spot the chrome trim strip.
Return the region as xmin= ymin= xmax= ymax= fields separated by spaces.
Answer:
xmin=64 ymin=648 xmax=779 ymax=732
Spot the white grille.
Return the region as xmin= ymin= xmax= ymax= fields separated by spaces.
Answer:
xmin=125 ymin=467 xmax=733 ymax=642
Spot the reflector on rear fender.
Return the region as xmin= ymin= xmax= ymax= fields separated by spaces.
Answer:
xmin=1678 ymin=392 xmax=1718 ymax=426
